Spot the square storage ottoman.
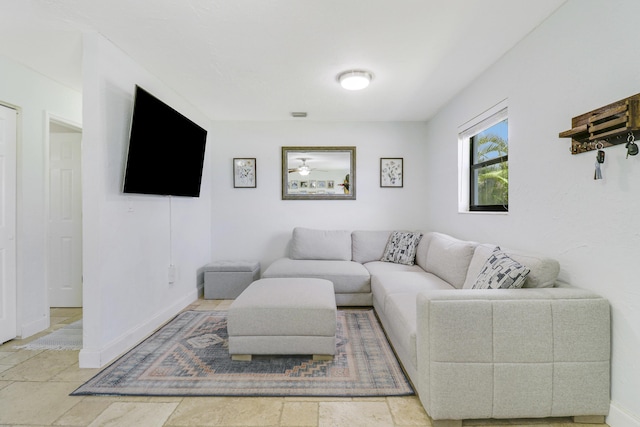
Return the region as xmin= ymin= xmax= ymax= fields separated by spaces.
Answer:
xmin=204 ymin=260 xmax=260 ymax=299
xmin=227 ymin=278 xmax=337 ymax=360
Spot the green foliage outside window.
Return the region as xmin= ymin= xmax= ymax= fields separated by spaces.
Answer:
xmin=471 ymin=120 xmax=508 ymax=210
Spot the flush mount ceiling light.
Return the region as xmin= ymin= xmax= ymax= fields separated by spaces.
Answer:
xmin=337 ymin=70 xmax=373 ymax=91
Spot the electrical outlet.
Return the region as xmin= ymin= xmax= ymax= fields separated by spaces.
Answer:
xmin=168 ymin=265 xmax=176 ymax=284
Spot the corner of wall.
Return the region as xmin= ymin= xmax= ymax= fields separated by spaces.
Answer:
xmin=19 ymin=316 xmax=49 ymax=340
xmin=79 ymin=286 xmax=199 ymax=368
xmin=608 ymin=402 xmax=640 ymax=427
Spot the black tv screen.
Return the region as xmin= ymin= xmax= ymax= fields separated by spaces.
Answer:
xmin=123 ymin=86 xmax=208 ymax=197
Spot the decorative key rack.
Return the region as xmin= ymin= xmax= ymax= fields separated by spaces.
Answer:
xmin=559 ymin=93 xmax=640 ymax=154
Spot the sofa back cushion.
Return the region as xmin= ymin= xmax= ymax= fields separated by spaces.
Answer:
xmin=290 ymin=227 xmax=352 ymax=261
xmin=352 ymin=230 xmax=393 ymax=263
xmin=414 ymin=231 xmax=431 ymax=271
xmin=463 ymin=243 xmax=560 ymax=289
xmin=424 ymin=232 xmax=478 ymax=289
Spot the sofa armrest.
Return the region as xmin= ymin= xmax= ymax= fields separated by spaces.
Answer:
xmin=416 ymin=288 xmax=610 ymax=421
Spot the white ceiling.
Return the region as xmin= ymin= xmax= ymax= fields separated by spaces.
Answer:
xmin=0 ymin=0 xmax=566 ymax=121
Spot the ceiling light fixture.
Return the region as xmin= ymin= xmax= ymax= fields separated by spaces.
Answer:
xmin=337 ymin=70 xmax=373 ymax=91
xmin=297 ymin=159 xmax=311 ymax=176
xmin=298 ymin=166 xmax=311 ymax=176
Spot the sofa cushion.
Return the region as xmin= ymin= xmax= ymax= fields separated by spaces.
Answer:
xmin=463 ymin=244 xmax=560 ymax=289
xmin=472 ymin=247 xmax=530 ymax=289
xmin=380 ymin=231 xmax=423 ymax=265
xmin=290 ymin=227 xmax=351 ymax=261
xmin=414 ymin=231 xmax=431 ymax=271
xmin=371 ymin=271 xmax=453 ymax=313
xmin=262 ymin=258 xmax=370 ymax=294
xmin=424 ymin=232 xmax=478 ymax=289
xmin=352 ymin=230 xmax=393 ymax=263
xmin=363 ymin=260 xmax=424 ymax=276
xmin=384 ymin=293 xmax=419 ymax=370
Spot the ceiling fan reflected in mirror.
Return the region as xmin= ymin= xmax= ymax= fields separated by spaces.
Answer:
xmin=288 ymin=158 xmax=325 ymax=176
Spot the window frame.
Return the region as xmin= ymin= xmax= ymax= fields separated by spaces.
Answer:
xmin=469 ymin=120 xmax=508 ymax=212
xmin=458 ymin=100 xmax=509 ymax=214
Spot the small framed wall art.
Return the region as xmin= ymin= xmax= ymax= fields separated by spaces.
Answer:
xmin=233 ymin=158 xmax=256 ymax=188
xmin=380 ymin=158 xmax=403 ymax=188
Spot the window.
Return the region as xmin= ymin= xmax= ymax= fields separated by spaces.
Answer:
xmin=470 ymin=119 xmax=508 ymax=211
xmin=458 ymin=102 xmax=508 ymax=213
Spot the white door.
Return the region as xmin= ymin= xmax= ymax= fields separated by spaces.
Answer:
xmin=0 ymin=105 xmax=17 ymax=344
xmin=48 ymin=121 xmax=82 ymax=307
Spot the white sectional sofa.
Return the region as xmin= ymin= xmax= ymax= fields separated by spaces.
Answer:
xmin=262 ymin=228 xmax=611 ymax=426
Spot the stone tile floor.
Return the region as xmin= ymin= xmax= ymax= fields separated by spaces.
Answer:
xmin=0 ymin=299 xmax=609 ymax=427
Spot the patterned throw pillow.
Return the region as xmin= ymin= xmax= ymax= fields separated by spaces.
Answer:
xmin=380 ymin=231 xmax=423 ymax=265
xmin=472 ymin=247 xmax=530 ymax=289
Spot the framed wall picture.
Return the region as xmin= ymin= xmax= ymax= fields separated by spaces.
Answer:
xmin=380 ymin=158 xmax=403 ymax=187
xmin=233 ymin=158 xmax=256 ymax=188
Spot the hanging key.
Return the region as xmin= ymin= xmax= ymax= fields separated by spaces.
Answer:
xmin=594 ymin=149 xmax=604 ymax=180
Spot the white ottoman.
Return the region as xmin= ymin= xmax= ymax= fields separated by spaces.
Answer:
xmin=204 ymin=260 xmax=260 ymax=299
xmin=227 ymin=278 xmax=337 ymax=361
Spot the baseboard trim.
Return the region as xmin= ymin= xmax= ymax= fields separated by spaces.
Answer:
xmin=79 ymin=288 xmax=199 ymax=368
xmin=608 ymin=401 xmax=640 ymax=427
xmin=20 ymin=315 xmax=50 ymax=339
xmin=78 ymin=348 xmax=101 ymax=368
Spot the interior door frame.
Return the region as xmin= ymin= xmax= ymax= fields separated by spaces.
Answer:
xmin=0 ymin=101 xmax=19 ymax=340
xmin=44 ymin=112 xmax=83 ymax=310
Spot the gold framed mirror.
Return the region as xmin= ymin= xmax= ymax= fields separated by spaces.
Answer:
xmin=282 ymin=146 xmax=356 ymax=200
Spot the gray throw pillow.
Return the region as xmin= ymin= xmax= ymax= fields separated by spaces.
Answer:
xmin=380 ymin=231 xmax=423 ymax=266
xmin=473 ymin=247 xmax=530 ymax=289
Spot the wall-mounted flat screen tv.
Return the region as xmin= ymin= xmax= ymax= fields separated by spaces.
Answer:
xmin=123 ymin=86 xmax=208 ymax=197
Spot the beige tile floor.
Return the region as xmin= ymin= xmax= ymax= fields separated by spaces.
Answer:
xmin=0 ymin=299 xmax=608 ymax=427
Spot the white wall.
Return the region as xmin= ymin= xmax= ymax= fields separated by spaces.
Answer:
xmin=423 ymin=1 xmax=640 ymax=425
xmin=209 ymin=121 xmax=429 ymax=268
xmin=0 ymin=55 xmax=82 ymax=338
xmin=79 ymin=33 xmax=212 ymax=367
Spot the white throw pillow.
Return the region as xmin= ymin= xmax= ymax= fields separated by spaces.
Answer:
xmin=380 ymin=231 xmax=423 ymax=266
xmin=472 ymin=247 xmax=530 ymax=289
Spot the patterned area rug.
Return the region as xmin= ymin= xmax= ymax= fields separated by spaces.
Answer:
xmin=72 ymin=310 xmax=413 ymax=397
xmin=17 ymin=320 xmax=82 ymax=350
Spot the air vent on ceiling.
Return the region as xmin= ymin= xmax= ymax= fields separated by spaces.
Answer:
xmin=291 ymin=112 xmax=307 ymax=118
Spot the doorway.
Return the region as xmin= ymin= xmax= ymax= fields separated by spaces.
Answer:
xmin=0 ymin=104 xmax=17 ymax=344
xmin=47 ymin=117 xmax=83 ymax=308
